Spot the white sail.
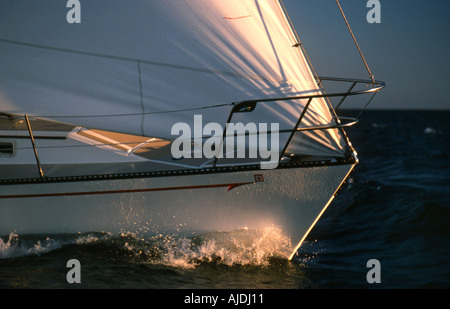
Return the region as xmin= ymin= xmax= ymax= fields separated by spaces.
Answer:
xmin=0 ymin=0 xmax=345 ymax=157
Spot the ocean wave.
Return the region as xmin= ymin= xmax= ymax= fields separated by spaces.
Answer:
xmin=0 ymin=226 xmax=292 ymax=268
xmin=119 ymin=226 xmax=292 ymax=268
xmin=0 ymin=232 xmax=112 ymax=259
xmin=0 ymin=232 xmax=63 ymax=259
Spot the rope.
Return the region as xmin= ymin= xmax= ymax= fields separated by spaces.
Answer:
xmin=335 ymin=0 xmax=375 ymax=83
xmin=20 ymin=103 xmax=232 ymax=120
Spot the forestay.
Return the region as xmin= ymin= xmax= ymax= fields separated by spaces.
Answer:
xmin=0 ymin=0 xmax=345 ymax=157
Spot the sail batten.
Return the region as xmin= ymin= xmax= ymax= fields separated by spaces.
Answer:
xmin=0 ymin=0 xmax=345 ymax=156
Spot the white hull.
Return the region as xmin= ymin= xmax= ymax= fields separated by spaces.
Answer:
xmin=0 ymin=163 xmax=354 ymax=260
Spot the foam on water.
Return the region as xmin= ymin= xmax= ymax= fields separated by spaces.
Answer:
xmin=122 ymin=225 xmax=293 ymax=268
xmin=0 ymin=232 xmax=62 ymax=258
xmin=0 ymin=226 xmax=292 ymax=268
xmin=0 ymin=232 xmax=112 ymax=259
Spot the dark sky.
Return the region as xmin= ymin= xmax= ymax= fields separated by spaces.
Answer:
xmin=283 ymin=0 xmax=450 ymax=110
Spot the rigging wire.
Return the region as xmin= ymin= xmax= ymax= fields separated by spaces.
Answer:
xmin=12 ymin=103 xmax=232 ymax=120
xmin=335 ymin=0 xmax=375 ymax=83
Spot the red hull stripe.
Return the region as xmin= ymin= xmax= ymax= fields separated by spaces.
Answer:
xmin=0 ymin=181 xmax=254 ymax=199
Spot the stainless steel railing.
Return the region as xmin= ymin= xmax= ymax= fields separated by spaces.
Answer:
xmin=213 ymin=76 xmax=385 ymax=166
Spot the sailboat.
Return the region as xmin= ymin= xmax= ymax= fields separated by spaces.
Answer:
xmin=0 ymin=1 xmax=384 ymax=260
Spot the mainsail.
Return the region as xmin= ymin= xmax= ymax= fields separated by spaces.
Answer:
xmin=0 ymin=0 xmax=345 ymax=157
